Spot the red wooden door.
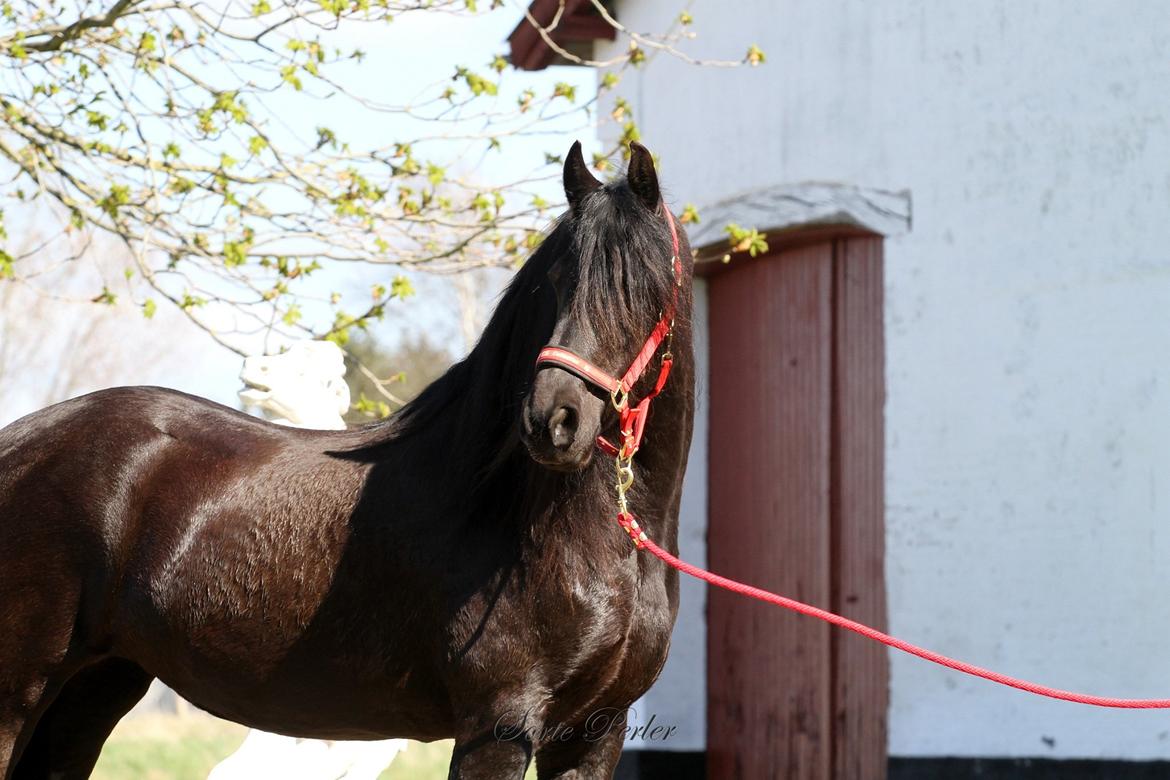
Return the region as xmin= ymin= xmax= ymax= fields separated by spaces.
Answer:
xmin=706 ymin=235 xmax=887 ymax=780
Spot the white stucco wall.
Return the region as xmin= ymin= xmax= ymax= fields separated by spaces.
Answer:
xmin=597 ymin=0 xmax=1170 ymax=759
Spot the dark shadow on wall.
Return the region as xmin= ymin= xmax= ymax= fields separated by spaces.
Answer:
xmin=615 ymin=754 xmax=1170 ymax=779
xmin=890 ymin=757 xmax=1170 ymax=780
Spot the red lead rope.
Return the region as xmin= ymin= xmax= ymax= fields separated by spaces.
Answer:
xmin=626 ymin=528 xmax=1170 ymax=709
xmin=544 ymin=204 xmax=1170 ymax=708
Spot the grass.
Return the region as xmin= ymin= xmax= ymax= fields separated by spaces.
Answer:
xmin=93 ymin=715 xmax=536 ymax=780
xmin=92 ymin=716 xmax=246 ymax=780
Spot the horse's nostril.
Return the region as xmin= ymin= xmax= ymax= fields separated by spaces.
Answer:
xmin=548 ymin=405 xmax=578 ymax=450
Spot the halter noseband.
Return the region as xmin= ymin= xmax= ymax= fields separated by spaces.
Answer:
xmin=534 ymin=208 xmax=683 ymax=462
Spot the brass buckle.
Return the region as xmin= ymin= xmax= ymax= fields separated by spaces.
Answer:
xmin=661 ymin=322 xmax=675 ymax=364
xmin=614 ymin=454 xmax=635 ymax=514
xmin=611 ymin=383 xmax=628 ymax=412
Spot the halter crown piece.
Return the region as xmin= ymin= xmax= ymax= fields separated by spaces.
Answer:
xmin=534 ymin=207 xmax=683 ymax=547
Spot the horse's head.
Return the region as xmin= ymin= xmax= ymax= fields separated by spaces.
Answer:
xmin=521 ymin=141 xmax=683 ymax=471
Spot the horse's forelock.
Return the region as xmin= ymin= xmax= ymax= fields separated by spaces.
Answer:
xmin=566 ymin=182 xmax=680 ymax=347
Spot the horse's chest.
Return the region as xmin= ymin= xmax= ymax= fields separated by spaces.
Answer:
xmin=537 ymin=555 xmax=673 ymax=715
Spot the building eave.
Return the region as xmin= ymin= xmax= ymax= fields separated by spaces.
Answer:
xmin=508 ymin=0 xmax=617 ymax=71
xmin=686 ymin=182 xmax=913 ymax=265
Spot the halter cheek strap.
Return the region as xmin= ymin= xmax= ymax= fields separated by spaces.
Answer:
xmin=534 ymin=208 xmax=683 ymax=460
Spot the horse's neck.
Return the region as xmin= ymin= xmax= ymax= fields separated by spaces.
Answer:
xmin=367 ymin=301 xmax=695 ymax=548
xmin=632 ymin=328 xmax=694 ymax=542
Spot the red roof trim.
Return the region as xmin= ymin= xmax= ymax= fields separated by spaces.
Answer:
xmin=508 ymin=0 xmax=617 ymax=71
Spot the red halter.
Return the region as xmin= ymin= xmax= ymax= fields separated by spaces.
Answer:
xmin=534 ymin=208 xmax=683 ymax=460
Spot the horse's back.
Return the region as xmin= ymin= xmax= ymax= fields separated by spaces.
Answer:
xmin=0 ymin=387 xmax=361 ymax=650
xmin=1 ymin=386 xmax=289 ymax=526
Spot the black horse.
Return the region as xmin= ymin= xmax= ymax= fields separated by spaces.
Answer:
xmin=0 ymin=141 xmax=694 ymax=779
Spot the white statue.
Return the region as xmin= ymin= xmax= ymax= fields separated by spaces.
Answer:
xmin=213 ymin=340 xmax=407 ymax=780
xmin=238 ymin=340 xmax=351 ymax=429
xmin=208 ymin=730 xmax=407 ymax=780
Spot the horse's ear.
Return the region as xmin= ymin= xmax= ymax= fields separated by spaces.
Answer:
xmin=564 ymin=140 xmax=601 ymax=210
xmin=627 ymin=141 xmax=660 ymax=210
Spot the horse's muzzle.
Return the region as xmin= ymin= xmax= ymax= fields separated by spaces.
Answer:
xmin=521 ymin=378 xmax=602 ymax=471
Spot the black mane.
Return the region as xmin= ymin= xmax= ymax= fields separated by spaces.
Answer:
xmin=351 ymin=179 xmax=683 ymax=468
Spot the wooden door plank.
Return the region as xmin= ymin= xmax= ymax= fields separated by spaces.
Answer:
xmin=830 ymin=236 xmax=889 ymax=780
xmin=707 ymin=243 xmax=834 ymax=780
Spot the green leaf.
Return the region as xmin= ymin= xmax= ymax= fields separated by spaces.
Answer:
xmin=179 ymin=294 xmax=207 ymax=310
xmin=390 ymin=274 xmax=414 ymax=299
xmin=620 ymin=120 xmax=641 ymax=146
xmin=746 ymin=44 xmax=766 ymax=66
xmin=280 ymin=65 xmax=303 ymax=91
xmin=142 ymin=298 xmax=157 ymax=319
xmin=461 ymin=70 xmax=497 ymax=96
xmin=552 ymin=82 xmax=576 ymax=102
xmin=724 ymin=223 xmax=769 ymax=257
xmin=353 ymin=392 xmax=392 ymax=419
xmin=98 ymin=184 xmax=131 ymax=219
xmin=223 ymin=240 xmax=249 ymax=267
